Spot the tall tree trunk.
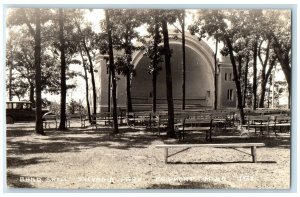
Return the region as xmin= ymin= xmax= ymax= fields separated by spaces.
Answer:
xmin=59 ymin=9 xmax=67 ymax=130
xmin=82 ymin=41 xmax=97 ymax=116
xmin=106 ymin=9 xmax=119 ymax=134
xmin=252 ymin=40 xmax=258 ymax=110
xmin=214 ymin=37 xmax=218 ymax=110
xmin=124 ymin=26 xmax=133 ymax=113
xmin=225 ymin=37 xmax=245 ymax=124
xmin=181 ymin=10 xmax=186 ymax=110
xmin=34 ymin=9 xmax=45 ymax=135
xmin=126 ymin=72 xmax=133 ymax=112
xmin=259 ymin=81 xmax=267 ymax=108
xmin=29 ymin=82 xmax=35 ymax=106
xmin=152 ymin=70 xmax=157 ymax=113
xmin=108 ymin=69 xmax=111 ymax=112
xmin=258 ymin=40 xmax=271 ymax=108
xmin=243 ymin=57 xmax=250 ymax=107
xmin=162 ymin=19 xmax=175 ymax=138
xmin=152 ymin=17 xmax=160 ymax=113
xmin=238 ymin=55 xmax=242 ymax=81
xmin=9 ymin=51 xmax=13 ymax=101
xmin=74 ymin=20 xmax=97 ymax=115
xmin=79 ymin=47 xmax=92 ymax=123
xmin=259 ymin=61 xmax=275 ymax=108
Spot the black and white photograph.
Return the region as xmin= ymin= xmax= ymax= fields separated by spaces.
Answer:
xmin=3 ymin=3 xmax=295 ymax=192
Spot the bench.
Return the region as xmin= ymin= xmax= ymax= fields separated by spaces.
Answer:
xmin=156 ymin=143 xmax=265 ymax=163
xmin=175 ymin=116 xmax=212 ymax=141
xmin=151 ymin=113 xmax=188 ymax=136
xmin=91 ymin=112 xmax=113 ymax=129
xmin=274 ymin=115 xmax=291 ymax=134
xmin=242 ymin=115 xmax=272 ymax=136
xmin=91 ymin=112 xmax=125 ymax=129
xmin=126 ymin=111 xmax=152 ymax=127
xmin=66 ymin=114 xmax=87 ymax=128
xmin=43 ymin=115 xmax=58 ymax=129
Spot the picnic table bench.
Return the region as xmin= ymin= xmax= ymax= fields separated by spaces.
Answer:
xmin=156 ymin=143 xmax=265 ymax=163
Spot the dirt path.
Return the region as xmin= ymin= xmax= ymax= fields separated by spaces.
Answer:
xmin=6 ymin=122 xmax=290 ymax=189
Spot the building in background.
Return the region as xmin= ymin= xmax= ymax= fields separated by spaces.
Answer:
xmin=97 ymin=32 xmax=236 ymax=112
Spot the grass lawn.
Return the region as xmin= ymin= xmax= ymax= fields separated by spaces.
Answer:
xmin=6 ymin=121 xmax=291 ymax=189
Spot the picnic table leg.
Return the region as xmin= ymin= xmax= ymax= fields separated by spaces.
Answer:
xmin=251 ymin=146 xmax=257 ymax=163
xmin=164 ymin=148 xmax=168 ymax=163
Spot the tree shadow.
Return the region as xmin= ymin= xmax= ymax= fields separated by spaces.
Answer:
xmin=6 ymin=171 xmax=34 ymax=188
xmin=6 ymin=126 xmax=161 ymax=157
xmin=146 ymin=180 xmax=229 ymax=189
xmin=6 ymin=123 xmax=290 ymax=159
xmin=7 ymin=156 xmax=51 ymax=168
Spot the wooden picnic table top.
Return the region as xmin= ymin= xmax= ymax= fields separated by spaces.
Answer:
xmin=156 ymin=143 xmax=265 ymax=148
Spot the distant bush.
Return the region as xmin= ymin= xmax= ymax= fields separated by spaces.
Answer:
xmin=67 ymin=99 xmax=86 ymax=115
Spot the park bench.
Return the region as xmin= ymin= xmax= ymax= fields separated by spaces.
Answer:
xmin=242 ymin=115 xmax=278 ymax=136
xmin=91 ymin=112 xmax=113 ymax=129
xmin=175 ymin=115 xmax=212 ymax=141
xmin=66 ymin=114 xmax=87 ymax=128
xmin=43 ymin=115 xmax=58 ymax=129
xmin=91 ymin=112 xmax=125 ymax=129
xmin=211 ymin=112 xmax=235 ymax=131
xmin=156 ymin=143 xmax=265 ymax=163
xmin=151 ymin=113 xmax=188 ymax=136
xmin=273 ymin=115 xmax=291 ymax=134
xmin=126 ymin=111 xmax=152 ymax=127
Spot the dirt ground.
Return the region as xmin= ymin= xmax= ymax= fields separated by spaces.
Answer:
xmin=6 ymin=121 xmax=291 ymax=189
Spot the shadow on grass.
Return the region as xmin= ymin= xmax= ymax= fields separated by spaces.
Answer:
xmin=7 ymin=171 xmax=34 ymax=188
xmin=6 ymin=123 xmax=290 ymax=158
xmin=7 ymin=156 xmax=51 ymax=168
xmin=146 ymin=180 xmax=229 ymax=189
xmin=6 ymin=125 xmax=161 ymax=156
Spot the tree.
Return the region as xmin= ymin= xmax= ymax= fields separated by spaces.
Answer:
xmin=266 ymin=10 xmax=291 ymax=108
xmin=78 ymin=46 xmax=92 ymax=123
xmin=107 ymin=9 xmax=143 ymax=113
xmin=252 ymin=39 xmax=258 ymax=110
xmin=72 ymin=10 xmax=98 ymax=117
xmin=7 ymin=8 xmax=49 ymax=135
xmin=58 ymin=9 xmax=67 ymax=130
xmin=33 ymin=9 xmax=45 ymax=135
xmin=258 ymin=39 xmax=277 ymax=108
xmin=160 ymin=11 xmax=178 ymax=138
xmin=140 ymin=10 xmax=164 ymax=113
xmin=189 ymin=10 xmax=246 ymax=124
xmin=172 ymin=10 xmax=187 ymax=110
xmin=105 ymin=9 xmax=119 ymax=134
xmin=6 ymin=29 xmax=34 ymax=103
